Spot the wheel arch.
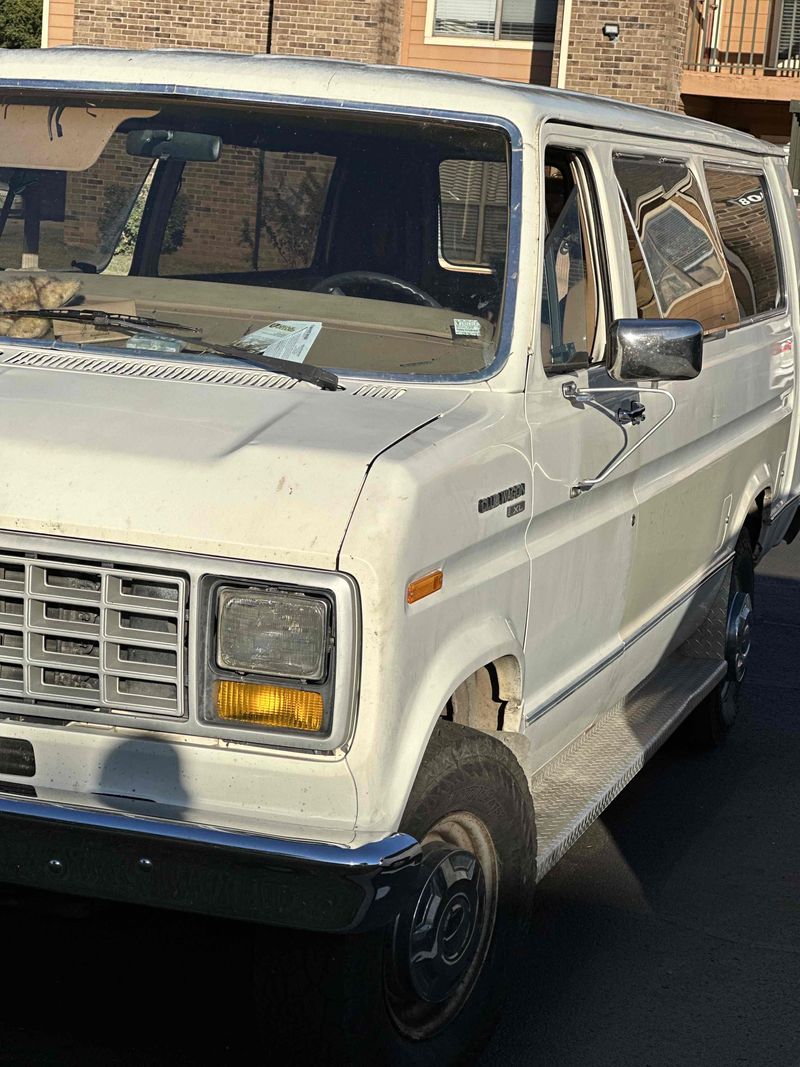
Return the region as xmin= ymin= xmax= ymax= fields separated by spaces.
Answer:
xmin=731 ymin=466 xmax=773 ymax=558
xmin=347 ymin=622 xmax=528 ymax=837
xmin=443 ymin=654 xmax=524 ymax=734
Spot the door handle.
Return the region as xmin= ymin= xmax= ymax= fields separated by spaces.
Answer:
xmin=616 ymin=400 xmax=646 ymax=426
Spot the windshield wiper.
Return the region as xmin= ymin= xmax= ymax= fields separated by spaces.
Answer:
xmin=0 ymin=308 xmax=340 ymax=391
xmin=1 ymin=307 xmax=200 ymax=335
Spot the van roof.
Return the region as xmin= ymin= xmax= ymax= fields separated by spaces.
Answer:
xmin=0 ymin=47 xmax=784 ymax=158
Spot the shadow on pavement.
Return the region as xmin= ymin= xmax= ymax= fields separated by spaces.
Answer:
xmin=479 ymin=550 xmax=800 ymax=1067
xmin=0 ymin=550 xmax=798 ymax=1067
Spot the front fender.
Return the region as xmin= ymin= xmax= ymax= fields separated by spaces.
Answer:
xmin=347 ymin=613 xmax=525 ymax=834
xmin=339 ymin=393 xmax=532 ymax=834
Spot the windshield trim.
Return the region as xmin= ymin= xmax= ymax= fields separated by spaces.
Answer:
xmin=0 ymin=80 xmax=523 ymax=387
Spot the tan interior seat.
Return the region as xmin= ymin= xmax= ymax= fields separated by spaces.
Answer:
xmin=541 ymin=278 xmax=592 ymax=367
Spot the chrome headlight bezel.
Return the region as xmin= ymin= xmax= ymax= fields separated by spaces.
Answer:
xmin=196 ymin=567 xmax=359 ymax=752
xmin=202 ymin=577 xmax=338 ymax=740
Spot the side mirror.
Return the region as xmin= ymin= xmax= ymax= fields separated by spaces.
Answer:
xmin=126 ymin=129 xmax=222 ymax=163
xmin=609 ymin=318 xmax=703 ymax=382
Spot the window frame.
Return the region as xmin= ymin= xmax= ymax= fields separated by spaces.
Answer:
xmin=537 ymin=146 xmax=610 ymax=377
xmin=426 ymin=0 xmax=556 ymax=49
xmin=0 ymin=85 xmax=525 ymax=388
xmin=701 ymin=162 xmax=787 ymax=331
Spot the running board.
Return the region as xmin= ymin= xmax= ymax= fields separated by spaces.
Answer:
xmin=532 ymin=655 xmax=726 ymax=882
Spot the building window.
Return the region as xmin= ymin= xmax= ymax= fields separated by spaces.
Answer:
xmin=777 ymin=0 xmax=800 ymax=66
xmin=433 ymin=0 xmax=558 ymax=43
xmin=439 ymin=159 xmax=508 ymax=268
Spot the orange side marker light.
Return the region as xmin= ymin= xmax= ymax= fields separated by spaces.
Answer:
xmin=407 ymin=570 xmax=443 ymax=605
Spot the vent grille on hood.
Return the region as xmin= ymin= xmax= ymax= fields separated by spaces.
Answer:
xmin=0 ymin=349 xmax=410 ymax=398
xmin=350 ymin=385 xmax=407 ymax=400
xmin=0 ymin=349 xmax=300 ymax=390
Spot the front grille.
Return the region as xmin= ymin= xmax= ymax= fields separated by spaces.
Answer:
xmin=0 ymin=554 xmax=187 ymax=719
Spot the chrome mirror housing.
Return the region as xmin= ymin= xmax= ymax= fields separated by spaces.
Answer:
xmin=609 ymin=319 xmax=703 ymax=382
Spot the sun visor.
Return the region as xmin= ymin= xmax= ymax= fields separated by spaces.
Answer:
xmin=0 ymin=105 xmax=158 ymax=171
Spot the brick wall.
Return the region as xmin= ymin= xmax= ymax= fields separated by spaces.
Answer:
xmin=71 ymin=0 xmax=404 ymax=62
xmin=63 ymin=135 xmax=152 ymax=254
xmin=270 ymin=0 xmax=403 ymax=62
xmin=551 ymin=0 xmax=689 ymax=112
xmin=158 ymin=149 xmax=336 ymax=274
xmin=72 ymin=0 xmax=273 ymax=52
xmin=68 ymin=1 xmax=404 ymax=277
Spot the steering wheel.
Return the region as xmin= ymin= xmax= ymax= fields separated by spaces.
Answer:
xmin=312 ymin=271 xmax=441 ymax=308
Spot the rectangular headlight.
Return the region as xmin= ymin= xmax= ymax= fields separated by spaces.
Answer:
xmin=216 ymin=588 xmax=329 ymax=681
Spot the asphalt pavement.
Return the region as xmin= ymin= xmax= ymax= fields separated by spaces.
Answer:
xmin=1 ymin=540 xmax=798 ymax=1067
xmin=480 ymin=536 xmax=800 ymax=1067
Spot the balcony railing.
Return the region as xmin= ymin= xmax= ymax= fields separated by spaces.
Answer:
xmin=685 ymin=0 xmax=800 ymax=75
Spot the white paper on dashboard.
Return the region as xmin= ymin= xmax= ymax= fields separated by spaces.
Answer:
xmin=238 ymin=320 xmax=322 ymax=363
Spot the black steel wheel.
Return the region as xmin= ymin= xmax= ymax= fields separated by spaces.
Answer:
xmin=684 ymin=527 xmax=755 ymax=747
xmin=256 ymin=721 xmax=536 ymax=1066
xmin=384 ymin=810 xmax=499 ymax=1041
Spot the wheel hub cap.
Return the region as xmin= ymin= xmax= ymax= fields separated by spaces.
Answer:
xmin=396 ymin=844 xmax=486 ymax=1004
xmin=726 ymin=591 xmax=753 ymax=683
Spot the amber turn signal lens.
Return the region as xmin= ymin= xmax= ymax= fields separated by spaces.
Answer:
xmin=406 ymin=570 xmax=443 ymax=605
xmin=215 ymin=680 xmax=324 ymax=732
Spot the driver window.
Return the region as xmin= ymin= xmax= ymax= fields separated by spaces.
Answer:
xmin=540 ymin=151 xmax=600 ymax=372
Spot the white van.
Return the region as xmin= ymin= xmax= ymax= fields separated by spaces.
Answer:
xmin=0 ymin=48 xmax=797 ymax=1064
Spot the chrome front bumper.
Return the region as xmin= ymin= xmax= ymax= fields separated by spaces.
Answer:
xmin=0 ymin=795 xmax=422 ymax=933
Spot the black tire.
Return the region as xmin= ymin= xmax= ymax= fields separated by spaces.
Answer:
xmin=256 ymin=721 xmax=537 ymax=1066
xmin=683 ymin=527 xmax=755 ymax=748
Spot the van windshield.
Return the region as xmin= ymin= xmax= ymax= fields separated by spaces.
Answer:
xmin=0 ymin=98 xmax=510 ymax=379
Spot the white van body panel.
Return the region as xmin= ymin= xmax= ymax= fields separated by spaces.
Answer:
xmin=0 ymin=354 xmax=461 ymax=569
xmin=0 ymin=49 xmax=796 ymax=865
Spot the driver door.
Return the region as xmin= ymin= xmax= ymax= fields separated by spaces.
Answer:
xmin=524 ymin=142 xmax=638 ymax=765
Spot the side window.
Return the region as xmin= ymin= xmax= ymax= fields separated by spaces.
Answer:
xmin=539 ymin=151 xmax=600 ymax=371
xmin=102 ymin=164 xmax=155 ymax=276
xmin=439 ymin=159 xmax=508 ymax=270
xmin=614 ymin=156 xmax=739 ymax=333
xmin=1 ymin=137 xmax=147 ymax=275
xmin=703 ymin=168 xmax=783 ymax=320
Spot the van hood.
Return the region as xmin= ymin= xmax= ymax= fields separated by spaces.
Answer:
xmin=0 ymin=351 xmax=465 ymax=569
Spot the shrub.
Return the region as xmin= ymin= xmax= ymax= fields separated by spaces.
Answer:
xmin=0 ymin=0 xmax=43 ymax=50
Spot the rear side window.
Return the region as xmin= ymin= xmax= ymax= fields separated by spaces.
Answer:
xmin=703 ymin=168 xmax=783 ymax=320
xmin=614 ymin=156 xmax=739 ymax=333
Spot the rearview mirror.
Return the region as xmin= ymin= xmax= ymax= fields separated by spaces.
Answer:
xmin=609 ymin=318 xmax=703 ymax=382
xmin=126 ymin=129 xmax=222 ymax=163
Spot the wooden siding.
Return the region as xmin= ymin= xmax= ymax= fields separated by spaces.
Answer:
xmin=400 ymin=0 xmax=553 ymax=84
xmin=686 ymin=0 xmax=775 ymax=69
xmin=682 ymin=69 xmax=800 ymax=99
xmin=47 ymin=0 xmax=75 ymax=46
xmin=682 ymin=94 xmax=791 ymax=140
